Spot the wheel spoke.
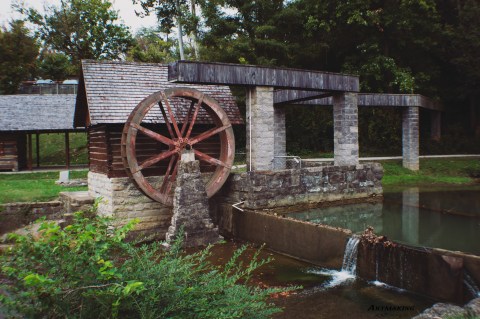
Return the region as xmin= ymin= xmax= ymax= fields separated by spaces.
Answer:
xmin=161 ymin=92 xmax=182 ymax=138
xmin=180 ymin=101 xmax=195 ymax=136
xmin=193 ymin=149 xmax=231 ymax=168
xmin=134 ymin=149 xmax=177 ymax=173
xmin=189 ymin=124 xmax=232 ymax=145
xmin=130 ymin=122 xmax=174 ymax=146
xmin=158 ymin=102 xmax=175 ymax=138
xmin=164 ymin=160 xmax=179 ymax=195
xmin=185 ymin=94 xmax=204 ymax=139
xmin=160 ymin=154 xmax=177 ymax=193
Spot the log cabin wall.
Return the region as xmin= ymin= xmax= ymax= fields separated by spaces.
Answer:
xmin=0 ymin=133 xmax=26 ymax=171
xmin=89 ymin=124 xmax=220 ymax=178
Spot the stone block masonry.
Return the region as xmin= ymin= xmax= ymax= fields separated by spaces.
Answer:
xmin=246 ymin=86 xmax=275 ymax=171
xmin=213 ymin=163 xmax=383 ymax=211
xmin=402 ymin=106 xmax=419 ymax=170
xmin=166 ymin=160 xmax=220 ymax=247
xmin=333 ymin=93 xmax=359 ymax=166
xmin=88 ymin=171 xmax=172 ymax=239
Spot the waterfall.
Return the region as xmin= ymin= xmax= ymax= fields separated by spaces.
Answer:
xmin=464 ymin=272 xmax=480 ymax=298
xmin=307 ymin=236 xmax=361 ymax=288
xmin=341 ymin=236 xmax=361 ymax=275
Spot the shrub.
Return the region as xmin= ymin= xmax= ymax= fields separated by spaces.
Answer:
xmin=0 ymin=208 xmax=289 ymax=318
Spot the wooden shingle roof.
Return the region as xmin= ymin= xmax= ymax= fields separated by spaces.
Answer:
xmin=0 ymin=95 xmax=78 ymax=132
xmin=75 ymin=60 xmax=243 ymax=127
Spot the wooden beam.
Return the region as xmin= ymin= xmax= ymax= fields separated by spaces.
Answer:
xmin=35 ymin=132 xmax=40 ymax=167
xmin=65 ymin=132 xmax=70 ymax=169
xmin=274 ymin=90 xmax=333 ymax=105
xmin=168 ymin=61 xmax=359 ymax=92
xmin=285 ymin=93 xmax=444 ymax=111
xmin=27 ymin=133 xmax=32 ymax=170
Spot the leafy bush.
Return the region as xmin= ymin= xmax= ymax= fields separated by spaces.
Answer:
xmin=0 ymin=208 xmax=288 ymax=318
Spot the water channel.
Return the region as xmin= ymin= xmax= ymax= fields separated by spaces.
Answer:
xmin=284 ymin=185 xmax=480 ymax=256
xmin=214 ymin=184 xmax=480 ymax=318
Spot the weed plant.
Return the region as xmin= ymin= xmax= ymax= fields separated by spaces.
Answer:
xmin=0 ymin=205 xmax=290 ymax=318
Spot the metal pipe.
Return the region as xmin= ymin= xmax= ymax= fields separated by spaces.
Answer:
xmin=248 ymin=89 xmax=252 ymax=172
xmin=232 ymin=201 xmax=245 ymax=212
xmin=272 ymin=155 xmax=302 ymax=168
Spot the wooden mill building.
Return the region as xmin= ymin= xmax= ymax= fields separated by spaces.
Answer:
xmin=0 ymin=95 xmax=82 ymax=171
xmin=74 ymin=60 xmax=243 ymax=178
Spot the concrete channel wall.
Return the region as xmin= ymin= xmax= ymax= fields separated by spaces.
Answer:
xmin=211 ymin=163 xmax=383 ymax=268
xmin=357 ymin=237 xmax=480 ymax=304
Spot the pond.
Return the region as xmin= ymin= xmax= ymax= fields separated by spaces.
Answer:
xmin=209 ymin=242 xmax=435 ymax=319
xmin=283 ymin=185 xmax=480 ymax=256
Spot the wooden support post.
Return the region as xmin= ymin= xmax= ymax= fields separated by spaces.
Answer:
xmin=36 ymin=132 xmax=40 ymax=167
xmin=65 ymin=132 xmax=70 ymax=169
xmin=27 ymin=133 xmax=33 ymax=170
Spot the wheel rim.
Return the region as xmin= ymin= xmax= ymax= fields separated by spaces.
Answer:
xmin=121 ymin=87 xmax=235 ymax=206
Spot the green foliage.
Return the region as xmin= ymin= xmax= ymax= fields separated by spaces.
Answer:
xmin=33 ymin=132 xmax=88 ymax=166
xmin=382 ymin=158 xmax=480 ymax=186
xmin=0 ymin=20 xmax=39 ymax=94
xmin=19 ymin=0 xmax=133 ymax=66
xmin=127 ymin=27 xmax=177 ymax=63
xmin=37 ymin=52 xmax=76 ymax=81
xmin=0 ymin=211 xmax=290 ymax=318
xmin=0 ymin=170 xmax=88 ymax=204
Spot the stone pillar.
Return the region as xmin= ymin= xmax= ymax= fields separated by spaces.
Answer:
xmin=273 ymin=106 xmax=286 ymax=169
xmin=430 ymin=111 xmax=441 ymax=141
xmin=333 ymin=92 xmax=359 ymax=166
xmin=402 ymin=187 xmax=419 ymax=245
xmin=165 ymin=155 xmax=220 ymax=247
xmin=246 ymin=86 xmax=275 ymax=171
xmin=402 ymin=106 xmax=419 ymax=171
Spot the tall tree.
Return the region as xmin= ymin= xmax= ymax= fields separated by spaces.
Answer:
xmin=443 ymin=0 xmax=480 ymax=136
xmin=134 ymin=0 xmax=198 ymax=60
xmin=37 ymin=51 xmax=75 ymax=81
xmin=127 ymin=27 xmax=177 ymax=63
xmin=20 ymin=0 xmax=133 ymax=66
xmin=0 ymin=20 xmax=39 ymax=94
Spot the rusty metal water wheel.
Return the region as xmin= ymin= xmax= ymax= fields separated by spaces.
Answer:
xmin=121 ymin=87 xmax=235 ymax=206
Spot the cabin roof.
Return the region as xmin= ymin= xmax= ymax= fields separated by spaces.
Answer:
xmin=0 ymin=94 xmax=78 ymax=132
xmin=75 ymin=60 xmax=243 ymax=127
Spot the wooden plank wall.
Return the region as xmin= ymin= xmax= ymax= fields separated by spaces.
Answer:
xmin=89 ymin=124 xmax=220 ymax=178
xmin=0 ymin=133 xmax=22 ymax=171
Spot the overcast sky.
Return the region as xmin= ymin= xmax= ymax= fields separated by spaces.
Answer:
xmin=0 ymin=0 xmax=158 ymax=32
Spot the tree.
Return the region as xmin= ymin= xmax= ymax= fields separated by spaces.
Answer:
xmin=20 ymin=0 xmax=133 ymax=66
xmin=134 ymin=0 xmax=202 ymax=60
xmin=443 ymin=0 xmax=480 ymax=136
xmin=37 ymin=51 xmax=75 ymax=81
xmin=0 ymin=20 xmax=39 ymax=94
xmin=127 ymin=27 xmax=177 ymax=63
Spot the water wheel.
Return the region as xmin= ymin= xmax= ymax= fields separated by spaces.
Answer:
xmin=121 ymin=87 xmax=235 ymax=206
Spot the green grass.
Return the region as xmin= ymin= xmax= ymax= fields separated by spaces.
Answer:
xmin=0 ymin=170 xmax=88 ymax=204
xmin=382 ymin=158 xmax=480 ymax=186
xmin=33 ymin=132 xmax=88 ymax=166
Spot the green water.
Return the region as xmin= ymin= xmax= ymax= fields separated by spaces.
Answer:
xmin=284 ymin=185 xmax=480 ymax=256
xmin=208 ymin=242 xmax=434 ymax=319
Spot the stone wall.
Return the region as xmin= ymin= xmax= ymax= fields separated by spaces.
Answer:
xmin=215 ymin=163 xmax=383 ymax=211
xmin=88 ymin=171 xmax=172 ymax=238
xmin=0 ymin=201 xmax=63 ymax=235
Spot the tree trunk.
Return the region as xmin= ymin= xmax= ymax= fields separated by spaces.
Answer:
xmin=175 ymin=0 xmax=185 ymax=60
xmin=190 ymin=0 xmax=200 ymax=60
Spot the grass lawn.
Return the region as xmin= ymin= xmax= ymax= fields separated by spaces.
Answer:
xmin=381 ymin=158 xmax=480 ymax=186
xmin=0 ymin=170 xmax=88 ymax=204
xmin=33 ymin=132 xmax=88 ymax=166
xmin=1 ymin=158 xmax=479 ymax=204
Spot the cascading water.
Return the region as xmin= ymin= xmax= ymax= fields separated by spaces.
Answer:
xmin=307 ymin=236 xmax=360 ymax=288
xmin=341 ymin=236 xmax=360 ymax=275
xmin=464 ymin=272 xmax=480 ymax=298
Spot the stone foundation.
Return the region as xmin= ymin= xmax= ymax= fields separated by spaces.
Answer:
xmin=88 ymin=171 xmax=172 ymax=238
xmin=214 ymin=163 xmax=383 ymax=211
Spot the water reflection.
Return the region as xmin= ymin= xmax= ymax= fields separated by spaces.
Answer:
xmin=284 ymin=185 xmax=480 ymax=255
